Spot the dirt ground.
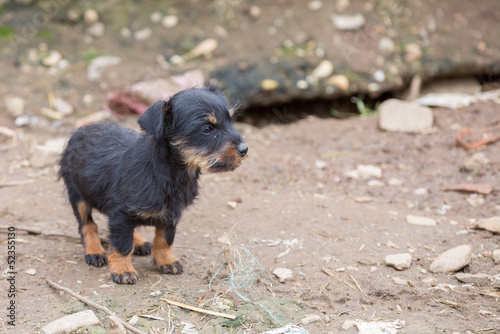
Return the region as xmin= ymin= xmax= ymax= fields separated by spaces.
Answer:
xmin=1 ymin=1 xmax=500 ymax=333
xmin=1 ymin=98 xmax=500 ymax=333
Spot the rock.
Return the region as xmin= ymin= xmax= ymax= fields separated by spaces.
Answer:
xmin=134 ymin=27 xmax=152 ymax=41
xmin=53 ymin=97 xmax=74 ymax=115
xmin=342 ymin=320 xmax=358 ymax=330
xmin=42 ymin=50 xmax=62 ymax=67
xmin=0 ymin=126 xmax=16 ymax=141
xmin=301 ymin=314 xmax=322 ymax=325
xmin=414 ymin=188 xmax=428 ymax=196
xmin=466 ymin=194 xmax=484 ymax=207
xmin=249 ymin=5 xmax=261 ymax=18
xmin=415 ymin=93 xmax=476 ymax=110
xmin=378 ymin=99 xmax=433 ymax=133
xmin=388 ymin=178 xmax=403 ymax=186
xmin=262 ymin=324 xmax=309 ymax=334
xmin=332 ymin=13 xmax=366 ymax=31
xmin=326 ymin=75 xmax=349 ymax=92
xmin=393 ymin=277 xmax=410 ymax=285
xmin=227 ymin=201 xmax=238 ymax=209
xmin=429 ymin=245 xmax=472 ymax=273
xmin=217 ymin=233 xmax=231 ymax=245
xmin=384 ymin=253 xmax=412 ymax=270
xmin=404 ymin=43 xmax=422 ymax=62
xmin=273 ymin=268 xmax=293 ymax=283
xmin=373 ymin=70 xmax=385 ymax=82
xmin=25 ymin=268 xmax=36 ymax=275
xmin=87 ymin=56 xmax=121 ymax=81
xmin=162 ymin=15 xmax=179 ymax=28
xmin=5 ymin=96 xmax=26 ymax=118
xmin=83 ymin=9 xmax=99 ymax=23
xmin=354 ymin=196 xmax=373 ymax=203
xmin=310 ymin=60 xmax=334 ymax=81
xmin=378 ymin=37 xmax=396 ymax=53
xmin=87 ymin=22 xmax=105 ymax=38
xmin=315 ymin=160 xmax=327 ymax=169
xmin=128 ymin=315 xmax=139 ymax=325
xmin=14 ymin=115 xmax=31 ymax=127
xmin=308 ymin=1 xmax=323 ymax=11
xmin=460 ymin=153 xmax=490 ymax=173
xmin=355 ymin=320 xmax=405 ymax=334
xmin=493 ymin=249 xmax=500 ymax=264
xmin=475 ymin=216 xmax=500 ymax=234
xmin=185 ymin=38 xmax=218 ymax=60
xmin=150 ymin=12 xmax=162 ymax=23
xmin=30 ymin=138 xmax=67 ymax=168
xmin=261 ymin=79 xmax=279 ymax=90
xmin=406 ymin=215 xmax=437 ymax=226
xmin=358 ymin=164 xmax=382 ymax=179
xmin=455 ymin=273 xmax=492 ymax=285
xmin=41 ymin=310 xmax=100 ymax=334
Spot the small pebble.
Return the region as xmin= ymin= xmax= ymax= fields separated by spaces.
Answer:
xmin=301 ymin=314 xmax=322 ymax=325
xmin=385 ymin=253 xmax=412 ymax=270
xmin=5 ymin=96 xmax=26 ymax=118
xmin=26 ymin=268 xmax=37 ymax=275
xmin=406 ymin=215 xmax=436 ymax=226
xmin=430 ymin=245 xmax=472 ymax=273
xmin=83 ymin=8 xmax=99 ymax=23
xmin=273 ymin=268 xmax=293 ymax=283
xmin=162 ymin=15 xmax=179 ymax=28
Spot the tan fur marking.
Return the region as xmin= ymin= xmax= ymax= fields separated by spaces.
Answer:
xmin=152 ymin=227 xmax=179 ymax=267
xmin=77 ymin=201 xmax=89 ymax=223
xmin=207 ymin=114 xmax=217 ymax=124
xmin=82 ymin=222 xmax=106 ymax=255
xmin=108 ymin=251 xmax=137 ymax=276
xmin=78 ymin=201 xmax=105 ymax=255
xmin=133 ymin=229 xmax=148 ymax=247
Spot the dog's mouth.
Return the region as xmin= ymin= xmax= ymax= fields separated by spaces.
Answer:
xmin=177 ymin=142 xmax=246 ymax=174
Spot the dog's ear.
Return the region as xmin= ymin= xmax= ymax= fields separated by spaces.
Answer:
xmin=138 ymin=101 xmax=170 ymax=139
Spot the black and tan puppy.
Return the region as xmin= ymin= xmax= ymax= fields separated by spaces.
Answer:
xmin=59 ymin=86 xmax=248 ymax=284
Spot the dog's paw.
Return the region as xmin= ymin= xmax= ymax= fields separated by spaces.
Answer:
xmin=158 ymin=261 xmax=183 ymax=275
xmin=133 ymin=242 xmax=152 ymax=256
xmin=85 ymin=253 xmax=108 ymax=267
xmin=111 ymin=271 xmax=138 ymax=284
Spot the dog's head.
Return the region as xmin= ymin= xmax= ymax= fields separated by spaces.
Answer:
xmin=138 ymin=86 xmax=247 ymax=173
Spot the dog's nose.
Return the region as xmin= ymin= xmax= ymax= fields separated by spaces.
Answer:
xmin=237 ymin=144 xmax=248 ymax=157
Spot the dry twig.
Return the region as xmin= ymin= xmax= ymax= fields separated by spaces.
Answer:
xmin=321 ymin=268 xmax=357 ymax=291
xmin=160 ymin=298 xmax=236 ymax=320
xmin=46 ymin=279 xmax=146 ymax=334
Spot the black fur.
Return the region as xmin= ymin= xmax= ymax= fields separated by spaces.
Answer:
xmin=59 ymin=86 xmax=247 ymax=284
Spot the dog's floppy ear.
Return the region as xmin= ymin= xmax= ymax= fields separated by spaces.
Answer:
xmin=138 ymin=101 xmax=170 ymax=139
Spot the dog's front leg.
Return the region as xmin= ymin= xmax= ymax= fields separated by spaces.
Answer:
xmin=152 ymin=224 xmax=183 ymax=274
xmin=108 ymin=213 xmax=138 ymax=284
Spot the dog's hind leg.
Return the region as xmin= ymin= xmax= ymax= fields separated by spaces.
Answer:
xmin=75 ymin=201 xmax=108 ymax=267
xmin=152 ymin=225 xmax=183 ymax=275
xmin=133 ymin=229 xmax=152 ymax=256
xmin=108 ymin=212 xmax=138 ymax=284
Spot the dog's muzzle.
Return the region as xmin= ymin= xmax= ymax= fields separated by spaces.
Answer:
xmin=237 ymin=144 xmax=248 ymax=157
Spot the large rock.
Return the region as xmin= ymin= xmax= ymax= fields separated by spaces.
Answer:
xmin=429 ymin=245 xmax=472 ymax=273
xmin=42 ymin=310 xmax=100 ymax=334
xmin=378 ymin=99 xmax=433 ymax=133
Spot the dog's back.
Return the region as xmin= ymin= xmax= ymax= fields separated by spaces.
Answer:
xmin=59 ymin=122 xmax=138 ymax=211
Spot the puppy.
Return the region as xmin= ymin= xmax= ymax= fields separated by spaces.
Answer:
xmin=59 ymin=86 xmax=248 ymax=284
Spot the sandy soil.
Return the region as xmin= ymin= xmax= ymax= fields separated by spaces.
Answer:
xmin=1 ymin=99 xmax=500 ymax=333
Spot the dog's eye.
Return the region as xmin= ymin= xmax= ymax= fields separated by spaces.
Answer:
xmin=202 ymin=126 xmax=213 ymax=134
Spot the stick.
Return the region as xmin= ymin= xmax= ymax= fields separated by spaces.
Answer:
xmin=0 ymin=225 xmax=107 ymax=244
xmin=46 ymin=280 xmax=146 ymax=334
xmin=350 ymin=275 xmax=364 ymax=294
xmin=160 ymin=298 xmax=236 ymax=320
xmin=321 ymin=268 xmax=357 ymax=291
